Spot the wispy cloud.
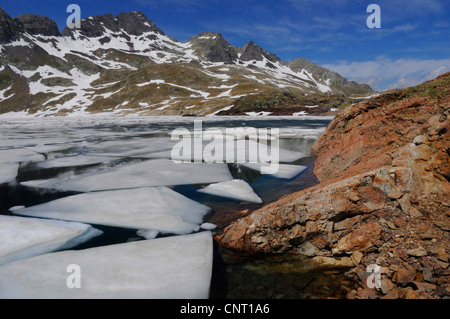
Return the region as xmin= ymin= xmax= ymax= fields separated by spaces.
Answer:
xmin=134 ymin=0 xmax=205 ymax=10
xmin=390 ymin=23 xmax=417 ymax=33
xmin=396 ymin=0 xmax=444 ymax=14
xmin=323 ymin=56 xmax=450 ymax=91
xmin=223 ymin=24 xmax=291 ymax=41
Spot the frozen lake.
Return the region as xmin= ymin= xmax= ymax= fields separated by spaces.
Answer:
xmin=0 ymin=115 xmax=336 ymax=299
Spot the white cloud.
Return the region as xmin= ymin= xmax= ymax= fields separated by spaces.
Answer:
xmin=323 ymin=56 xmax=450 ymax=91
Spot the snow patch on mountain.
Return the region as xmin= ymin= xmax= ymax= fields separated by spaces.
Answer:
xmin=0 ymin=8 xmax=373 ymax=117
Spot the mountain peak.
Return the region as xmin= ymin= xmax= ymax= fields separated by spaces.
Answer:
xmin=16 ymin=14 xmax=61 ymax=37
xmin=240 ymin=41 xmax=280 ymax=63
xmin=189 ymin=31 xmax=238 ymax=63
xmin=116 ymin=11 xmax=164 ymax=36
xmin=62 ymin=11 xmax=164 ymax=39
xmin=190 ymin=31 xmax=224 ymax=40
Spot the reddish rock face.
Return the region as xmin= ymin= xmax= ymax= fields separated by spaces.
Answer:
xmin=312 ymin=93 xmax=449 ymax=185
xmin=333 ymin=222 xmax=383 ymax=254
xmin=216 ymin=72 xmax=450 ymax=299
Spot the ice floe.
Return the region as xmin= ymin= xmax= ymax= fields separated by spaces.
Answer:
xmin=0 ymin=138 xmax=39 ymax=149
xmin=0 ymin=148 xmax=45 ymax=164
xmin=8 ymin=206 xmax=25 ymax=212
xmin=21 ymin=158 xmax=233 ymax=192
xmin=136 ymin=229 xmax=159 ymax=240
xmin=14 ymin=187 xmax=210 ymax=235
xmin=0 ymin=231 xmax=213 ymax=299
xmin=241 ymin=163 xmax=308 ymax=179
xmin=200 ymin=223 xmax=217 ymax=230
xmin=142 ymin=137 xmax=305 ymax=164
xmin=82 ymin=137 xmax=175 ymax=157
xmin=35 ymin=155 xmax=115 ymax=169
xmin=0 ymin=163 xmax=19 ymax=184
xmin=198 ymin=179 xmax=262 ymax=203
xmin=26 ymin=143 xmax=75 ymax=154
xmin=0 ymin=215 xmax=102 ymax=265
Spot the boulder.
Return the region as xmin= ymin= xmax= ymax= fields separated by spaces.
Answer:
xmin=216 ymin=72 xmax=450 ymax=299
xmin=407 ymin=247 xmax=428 ymax=257
xmin=394 ymin=267 xmax=417 ymax=286
xmin=218 ymin=73 xmax=450 ymax=256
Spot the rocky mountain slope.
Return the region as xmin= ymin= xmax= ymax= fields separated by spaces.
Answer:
xmin=0 ymin=8 xmax=373 ymax=117
xmin=217 ymin=72 xmax=450 ymax=299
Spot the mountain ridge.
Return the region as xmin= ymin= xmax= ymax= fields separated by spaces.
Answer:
xmin=0 ymin=8 xmax=374 ymax=117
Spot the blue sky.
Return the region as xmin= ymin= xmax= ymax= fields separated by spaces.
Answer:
xmin=1 ymin=0 xmax=449 ymax=91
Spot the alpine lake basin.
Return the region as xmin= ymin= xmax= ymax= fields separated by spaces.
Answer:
xmin=0 ymin=115 xmax=356 ymax=299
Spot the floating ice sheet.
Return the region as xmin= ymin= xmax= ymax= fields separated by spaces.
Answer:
xmin=83 ymin=137 xmax=174 ymax=157
xmin=141 ymin=138 xmax=305 ymax=164
xmin=241 ymin=163 xmax=308 ymax=179
xmin=198 ymin=179 xmax=262 ymax=203
xmin=0 ymin=148 xmax=45 ymax=164
xmin=0 ymin=163 xmax=19 ymax=184
xmin=14 ymin=187 xmax=210 ymax=234
xmin=26 ymin=143 xmax=75 ymax=154
xmin=0 ymin=231 xmax=213 ymax=299
xmin=35 ymin=155 xmax=114 ymax=169
xmin=0 ymin=215 xmax=102 ymax=265
xmin=0 ymin=138 xmax=38 ymax=149
xmin=21 ymin=159 xmax=233 ymax=192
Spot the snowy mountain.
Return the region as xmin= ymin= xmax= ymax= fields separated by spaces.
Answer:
xmin=0 ymin=9 xmax=373 ymax=117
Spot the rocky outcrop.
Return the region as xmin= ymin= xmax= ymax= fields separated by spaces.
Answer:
xmin=0 ymin=11 xmax=61 ymax=42
xmin=0 ymin=8 xmax=23 ymax=43
xmin=217 ymin=72 xmax=450 ymax=299
xmin=16 ymin=14 xmax=61 ymax=37
xmin=189 ymin=32 xmax=238 ymax=63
